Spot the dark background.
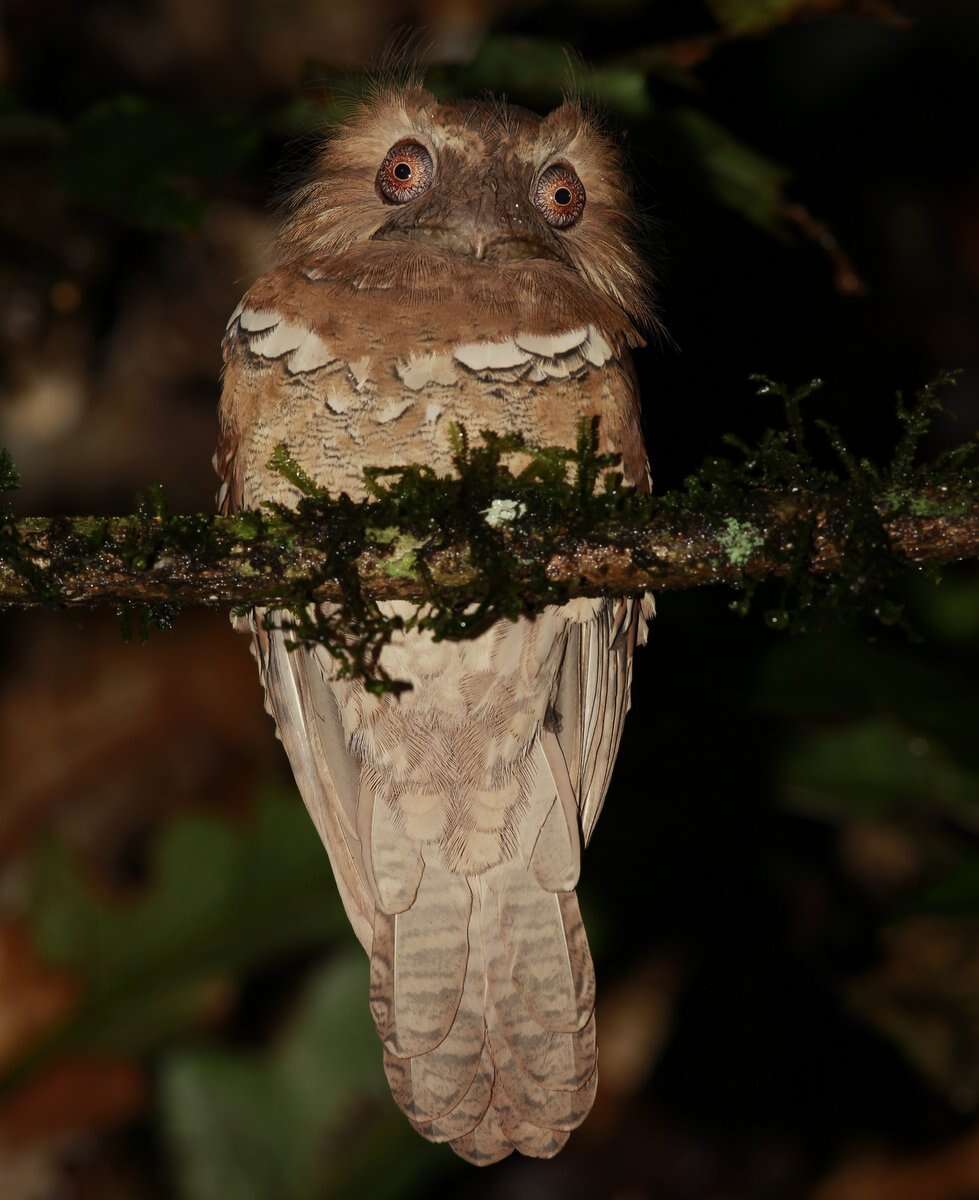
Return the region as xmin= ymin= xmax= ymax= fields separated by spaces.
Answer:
xmin=1 ymin=2 xmax=978 ymax=1198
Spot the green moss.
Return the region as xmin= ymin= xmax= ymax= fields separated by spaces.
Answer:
xmin=117 ymin=600 xmax=179 ymax=642
xmin=0 ymin=448 xmax=20 ymax=498
xmin=908 ymin=495 xmax=946 ymax=517
xmin=255 ymin=418 xmax=651 ymax=692
xmin=675 ymin=371 xmax=975 ymax=638
xmin=365 ymin=525 xmax=399 ymax=546
xmin=0 ymin=369 xmax=975 ymax=690
xmin=380 ymin=533 xmax=423 ymax=580
xmin=225 ymin=513 xmax=263 ymax=541
xmin=266 ymin=445 xmax=328 ymax=500
xmin=907 ymin=493 xmax=969 ymax=519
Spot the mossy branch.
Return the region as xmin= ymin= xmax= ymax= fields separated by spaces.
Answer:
xmin=0 ymin=376 xmax=976 ymax=687
xmin=0 ymin=490 xmax=974 ymax=602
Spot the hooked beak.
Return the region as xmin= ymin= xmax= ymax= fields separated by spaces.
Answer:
xmin=382 ymin=225 xmax=559 ymax=263
xmin=373 ymin=190 xmax=563 ymax=264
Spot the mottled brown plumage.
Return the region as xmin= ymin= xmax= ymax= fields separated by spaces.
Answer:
xmin=216 ymin=84 xmax=653 ymax=1165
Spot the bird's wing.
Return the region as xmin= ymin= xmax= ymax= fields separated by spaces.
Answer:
xmin=212 ymin=298 xmax=250 ymax=516
xmin=539 ymin=349 xmax=652 ymax=846
xmin=546 ymin=595 xmax=653 ymax=846
xmin=248 ymin=623 xmax=375 ymax=951
xmin=216 ymin=278 xmax=651 ymax=1163
xmin=215 ymin=305 xmax=375 ymax=950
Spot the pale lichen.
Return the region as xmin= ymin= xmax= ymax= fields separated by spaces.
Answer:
xmin=482 ymin=498 xmax=527 ymax=527
xmin=717 ymin=517 xmax=764 ymax=567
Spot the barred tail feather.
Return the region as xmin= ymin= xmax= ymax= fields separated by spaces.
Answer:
xmin=242 ymin=602 xmax=649 ymax=1165
xmin=374 ymin=853 xmax=598 ymax=1166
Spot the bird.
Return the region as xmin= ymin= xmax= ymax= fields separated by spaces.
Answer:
xmin=215 ymin=81 xmax=654 ymax=1165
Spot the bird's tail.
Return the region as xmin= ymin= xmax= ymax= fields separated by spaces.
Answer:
xmin=246 ymin=613 xmax=599 ymax=1163
xmin=372 ymin=849 xmax=598 ymax=1165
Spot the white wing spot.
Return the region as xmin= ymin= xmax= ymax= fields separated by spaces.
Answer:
xmin=541 ymin=356 xmax=573 ymax=379
xmin=375 ymin=398 xmax=414 ymax=424
xmin=396 ymin=353 xmax=458 ymax=391
xmin=285 ymin=331 xmax=336 ymax=374
xmin=514 ymin=328 xmax=588 ymax=357
xmin=453 ymin=339 xmax=531 ymax=372
xmin=249 ymin=319 xmax=308 ymax=359
xmin=583 ymin=326 xmax=614 ymax=367
xmin=239 ymin=307 xmax=280 ymax=333
xmin=453 ymin=328 xmax=615 ymax=379
xmin=325 ymin=384 xmax=352 ymax=414
xmin=349 ymin=356 xmax=372 ymax=391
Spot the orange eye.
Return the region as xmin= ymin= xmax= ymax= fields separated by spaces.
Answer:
xmin=377 ymin=140 xmax=434 ymax=204
xmin=533 ymin=163 xmax=586 ymax=228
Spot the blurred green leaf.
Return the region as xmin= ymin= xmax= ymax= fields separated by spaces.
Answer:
xmin=908 ymin=860 xmax=979 ymax=916
xmin=707 ymin=0 xmax=808 ymax=34
xmin=5 ymin=790 xmax=344 ymax=1082
xmin=427 ymin=36 xmax=652 ymax=118
xmin=161 ymin=953 xmax=449 ymax=1200
xmin=913 ymin=572 xmax=979 ymax=643
xmin=0 ymin=89 xmax=66 ymax=146
xmin=667 ymin=108 xmax=790 ymax=230
xmin=60 ymin=96 xmax=259 ymax=230
xmin=755 ymin=635 xmax=979 ymax=759
xmin=847 ymin=918 xmax=979 ymax=1109
xmin=265 ymin=96 xmax=340 ymax=137
xmin=0 ymin=447 xmax=19 ymax=498
xmin=779 ymin=717 xmax=979 ymax=826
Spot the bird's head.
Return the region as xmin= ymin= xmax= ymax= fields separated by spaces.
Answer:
xmin=279 ymin=87 xmax=652 ymax=330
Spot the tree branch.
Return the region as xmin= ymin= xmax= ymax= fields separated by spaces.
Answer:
xmin=1 ymin=493 xmax=976 ymax=610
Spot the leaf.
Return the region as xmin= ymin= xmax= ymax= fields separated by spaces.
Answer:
xmin=778 ymin=718 xmax=979 ymax=827
xmin=427 ymin=36 xmax=652 ymax=118
xmin=708 ymin=0 xmax=911 ymax=34
xmin=908 ymin=859 xmax=979 ymax=917
xmin=0 ymin=448 xmax=19 ymax=496
xmin=60 ymin=96 xmax=259 ymax=231
xmin=161 ymin=953 xmax=448 ymax=1200
xmin=755 ymin=636 xmax=979 ymax=761
xmin=6 ymin=790 xmax=345 ymax=1082
xmin=915 ymin=574 xmax=979 ymax=644
xmin=0 ymin=924 xmax=77 ymax=1071
xmin=0 ymin=1060 xmax=146 ymax=1146
xmin=847 ymin=917 xmax=979 ymax=1108
xmin=667 ymin=108 xmax=791 ymax=231
xmin=707 ymin=0 xmax=809 ymax=33
xmin=0 ymin=90 xmax=66 ymax=147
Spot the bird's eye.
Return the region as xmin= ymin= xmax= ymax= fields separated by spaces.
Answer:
xmin=533 ymin=163 xmax=586 ymax=229
xmin=377 ymin=140 xmax=434 ymax=204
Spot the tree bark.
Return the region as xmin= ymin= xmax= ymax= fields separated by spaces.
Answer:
xmin=1 ymin=494 xmax=976 ymax=609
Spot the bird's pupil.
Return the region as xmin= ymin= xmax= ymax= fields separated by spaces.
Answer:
xmin=394 ymin=162 xmax=412 ymax=181
xmin=554 ymin=186 xmax=572 ymax=206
